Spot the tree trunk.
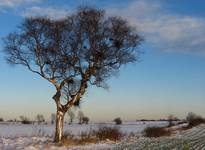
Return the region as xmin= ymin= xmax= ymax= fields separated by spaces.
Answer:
xmin=54 ymin=109 xmax=65 ymax=143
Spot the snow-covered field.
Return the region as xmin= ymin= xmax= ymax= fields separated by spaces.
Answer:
xmin=0 ymin=121 xmax=205 ymax=150
xmin=0 ymin=121 xmax=168 ymax=138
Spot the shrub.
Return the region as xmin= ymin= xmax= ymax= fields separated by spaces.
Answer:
xmin=94 ymin=126 xmax=123 ymax=141
xmin=143 ymin=126 xmax=171 ymax=137
xmin=186 ymin=112 xmax=205 ymax=127
xmin=113 ymin=117 xmax=122 ymax=125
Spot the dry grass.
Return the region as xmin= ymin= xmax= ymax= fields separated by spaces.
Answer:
xmin=61 ymin=131 xmax=97 ymax=146
xmin=94 ymin=126 xmax=124 ymax=141
xmin=60 ymin=126 xmax=124 ymax=146
xmin=61 ymin=137 xmax=97 ymax=146
xmin=143 ymin=126 xmax=172 ymax=137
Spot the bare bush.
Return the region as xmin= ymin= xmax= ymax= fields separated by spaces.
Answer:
xmin=94 ymin=126 xmax=123 ymax=141
xmin=143 ymin=126 xmax=171 ymax=137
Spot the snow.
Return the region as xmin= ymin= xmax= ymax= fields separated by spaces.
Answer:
xmin=0 ymin=121 xmax=168 ymax=138
xmin=0 ymin=121 xmax=204 ymax=149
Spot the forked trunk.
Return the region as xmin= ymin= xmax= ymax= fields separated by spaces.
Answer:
xmin=54 ymin=109 xmax=65 ymax=143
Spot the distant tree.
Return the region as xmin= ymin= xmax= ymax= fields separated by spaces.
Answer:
xmin=186 ymin=112 xmax=197 ymax=123
xmin=51 ymin=113 xmax=56 ymax=125
xmin=0 ymin=118 xmax=4 ymax=122
xmin=36 ymin=114 xmax=45 ymax=124
xmin=4 ymin=6 xmax=142 ymax=142
xmin=186 ymin=112 xmax=205 ymax=126
xmin=78 ymin=111 xmax=84 ymax=124
xmin=113 ymin=117 xmax=122 ymax=125
xmin=67 ymin=110 xmax=75 ymax=124
xmin=168 ymin=114 xmax=178 ymax=127
xmin=82 ymin=116 xmax=89 ymax=124
xmin=19 ymin=116 xmax=31 ymax=124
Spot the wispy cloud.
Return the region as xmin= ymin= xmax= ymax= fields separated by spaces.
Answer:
xmin=7 ymin=0 xmax=205 ymax=55
xmin=0 ymin=0 xmax=40 ymax=8
xmin=108 ymin=0 xmax=205 ymax=55
xmin=22 ymin=6 xmax=69 ymax=20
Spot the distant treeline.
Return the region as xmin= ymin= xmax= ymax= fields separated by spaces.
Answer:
xmin=136 ymin=119 xmax=180 ymax=122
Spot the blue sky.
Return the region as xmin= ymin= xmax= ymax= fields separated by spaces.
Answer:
xmin=0 ymin=0 xmax=205 ymax=121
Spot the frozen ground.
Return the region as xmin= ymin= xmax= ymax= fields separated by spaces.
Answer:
xmin=0 ymin=121 xmax=168 ymax=138
xmin=0 ymin=121 xmax=204 ymax=150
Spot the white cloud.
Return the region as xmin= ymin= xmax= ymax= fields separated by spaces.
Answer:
xmin=108 ymin=0 xmax=205 ymax=55
xmin=0 ymin=0 xmax=40 ymax=8
xmin=22 ymin=6 xmax=69 ymax=20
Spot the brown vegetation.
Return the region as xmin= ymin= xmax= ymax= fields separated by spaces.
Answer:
xmin=94 ymin=126 xmax=124 ymax=141
xmin=180 ymin=112 xmax=205 ymax=130
xmin=61 ymin=131 xmax=97 ymax=146
xmin=143 ymin=126 xmax=171 ymax=137
xmin=60 ymin=126 xmax=124 ymax=146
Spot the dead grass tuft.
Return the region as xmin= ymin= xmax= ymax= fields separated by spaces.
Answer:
xmin=94 ymin=126 xmax=124 ymax=141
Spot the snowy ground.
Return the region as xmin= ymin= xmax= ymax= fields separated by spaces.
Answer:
xmin=0 ymin=121 xmax=205 ymax=150
xmin=0 ymin=121 xmax=168 ymax=138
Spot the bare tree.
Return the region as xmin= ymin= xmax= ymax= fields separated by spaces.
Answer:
xmin=82 ymin=116 xmax=89 ymax=124
xmin=78 ymin=111 xmax=84 ymax=124
xmin=186 ymin=112 xmax=204 ymax=126
xmin=113 ymin=117 xmax=122 ymax=125
xmin=19 ymin=116 xmax=31 ymax=124
xmin=36 ymin=114 xmax=45 ymax=124
xmin=51 ymin=113 xmax=56 ymax=125
xmin=3 ymin=6 xmax=142 ymax=142
xmin=67 ymin=109 xmax=75 ymax=124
